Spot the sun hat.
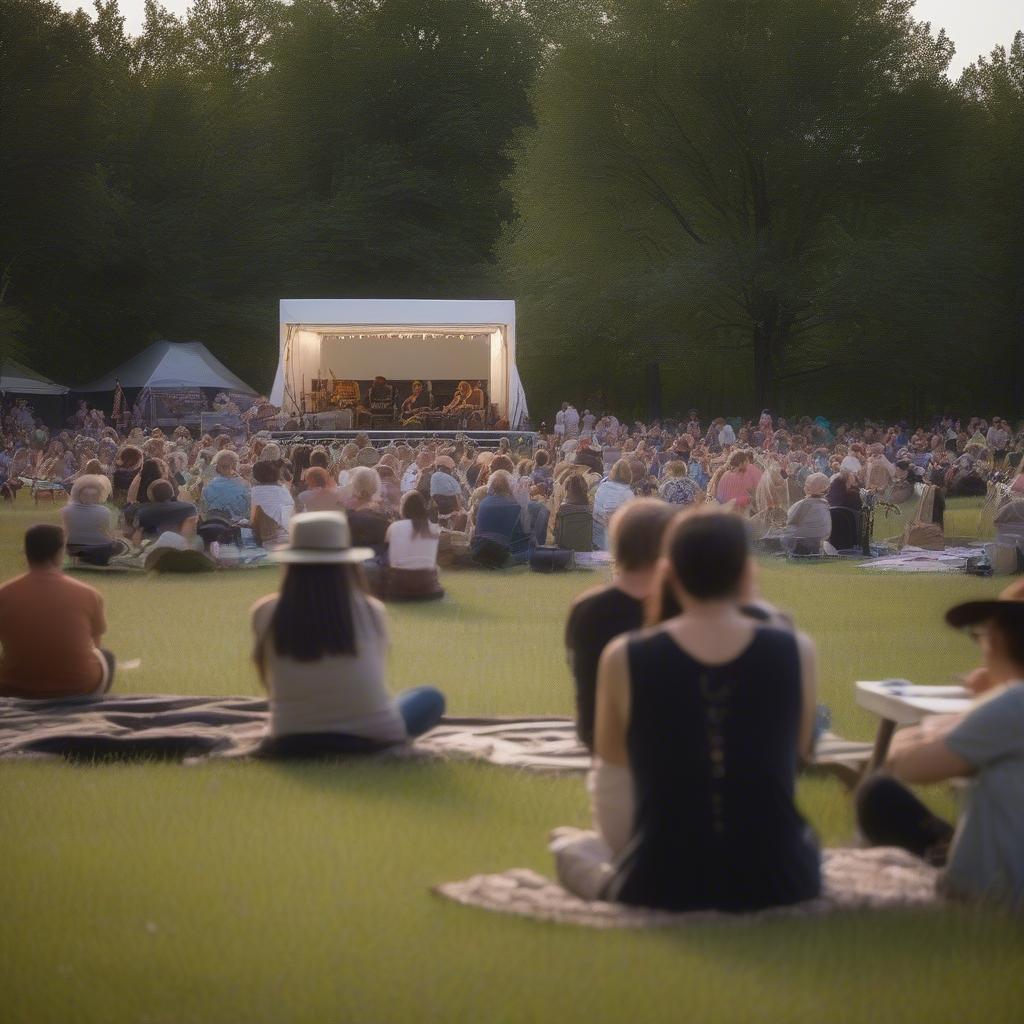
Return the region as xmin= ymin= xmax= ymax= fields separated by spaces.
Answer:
xmin=946 ymin=578 xmax=1024 ymax=629
xmin=270 ymin=512 xmax=374 ymax=565
xmin=804 ymin=472 xmax=830 ymax=496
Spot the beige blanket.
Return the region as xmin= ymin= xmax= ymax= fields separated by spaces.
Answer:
xmin=435 ymin=848 xmax=941 ymax=928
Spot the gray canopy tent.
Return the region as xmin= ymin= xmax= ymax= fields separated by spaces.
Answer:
xmin=76 ymin=341 xmax=257 ymax=429
xmin=1 ymin=356 xmax=69 ymax=424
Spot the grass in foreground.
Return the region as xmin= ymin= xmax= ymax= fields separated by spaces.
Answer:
xmin=1 ymin=500 xmax=1021 ymax=1024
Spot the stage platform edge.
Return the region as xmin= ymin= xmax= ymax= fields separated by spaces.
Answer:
xmin=268 ymin=428 xmax=537 ymax=450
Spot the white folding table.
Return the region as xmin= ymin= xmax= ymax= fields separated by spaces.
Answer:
xmin=855 ymin=681 xmax=975 ymax=775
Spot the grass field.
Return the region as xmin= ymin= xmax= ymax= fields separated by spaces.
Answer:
xmin=2 ymin=499 xmax=1022 ymax=1024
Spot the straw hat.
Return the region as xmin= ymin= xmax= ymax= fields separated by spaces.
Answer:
xmin=804 ymin=472 xmax=830 ymax=496
xmin=270 ymin=512 xmax=374 ymax=565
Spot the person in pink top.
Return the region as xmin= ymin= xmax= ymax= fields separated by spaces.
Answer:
xmin=715 ymin=450 xmax=763 ymax=510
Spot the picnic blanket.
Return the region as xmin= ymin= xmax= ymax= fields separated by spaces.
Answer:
xmin=859 ymin=545 xmax=983 ymax=573
xmin=434 ymin=847 xmax=941 ymax=928
xmin=0 ymin=699 xmax=871 ymax=780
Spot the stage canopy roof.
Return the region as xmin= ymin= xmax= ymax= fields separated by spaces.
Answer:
xmin=0 ymin=356 xmax=69 ymax=396
xmin=272 ymin=299 xmax=528 ymax=427
xmin=76 ymin=341 xmax=256 ymax=394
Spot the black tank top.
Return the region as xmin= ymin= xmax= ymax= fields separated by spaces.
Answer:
xmin=606 ymin=626 xmax=820 ymax=912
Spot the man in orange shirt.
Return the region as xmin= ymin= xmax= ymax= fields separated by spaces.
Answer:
xmin=0 ymin=525 xmax=115 ymax=698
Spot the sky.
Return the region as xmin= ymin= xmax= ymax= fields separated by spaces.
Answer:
xmin=55 ymin=0 xmax=1021 ymax=78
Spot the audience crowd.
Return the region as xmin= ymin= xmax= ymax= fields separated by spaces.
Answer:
xmin=1 ymin=397 xmax=1023 ymax=915
xmin=5 ymin=398 xmax=1024 ymax=572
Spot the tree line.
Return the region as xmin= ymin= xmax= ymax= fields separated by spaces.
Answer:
xmin=1 ymin=0 xmax=1021 ymax=420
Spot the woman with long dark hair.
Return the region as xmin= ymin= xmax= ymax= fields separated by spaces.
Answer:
xmin=252 ymin=511 xmax=445 ymax=755
xmin=383 ymin=490 xmax=443 ymax=601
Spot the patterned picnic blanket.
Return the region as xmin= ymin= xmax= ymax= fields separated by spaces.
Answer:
xmin=859 ymin=545 xmax=984 ymax=573
xmin=0 ymin=697 xmax=871 ymax=779
xmin=434 ymin=847 xmax=941 ymax=928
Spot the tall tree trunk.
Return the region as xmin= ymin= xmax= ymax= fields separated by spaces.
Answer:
xmin=753 ymin=323 xmax=772 ymax=411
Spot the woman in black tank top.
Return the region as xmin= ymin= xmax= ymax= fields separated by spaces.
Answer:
xmin=588 ymin=510 xmax=820 ymax=912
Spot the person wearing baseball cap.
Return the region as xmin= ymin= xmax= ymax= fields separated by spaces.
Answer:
xmin=856 ymin=578 xmax=1024 ymax=908
xmin=251 ymin=512 xmax=445 ymax=756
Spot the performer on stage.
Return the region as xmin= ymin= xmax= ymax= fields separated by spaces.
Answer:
xmin=467 ymin=380 xmax=487 ymax=426
xmin=401 ymin=380 xmax=432 ymax=425
xmin=443 ymin=381 xmax=474 ymax=418
xmin=333 ymin=379 xmax=362 ymax=410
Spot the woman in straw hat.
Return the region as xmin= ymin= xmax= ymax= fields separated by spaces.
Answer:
xmin=61 ymin=474 xmax=129 ymax=565
xmin=778 ymin=472 xmax=832 ymax=555
xmin=252 ymin=512 xmax=445 ymax=755
xmin=856 ymin=579 xmax=1024 ymax=909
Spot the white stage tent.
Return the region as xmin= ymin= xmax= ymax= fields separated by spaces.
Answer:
xmin=272 ymin=299 xmax=528 ymax=428
xmin=0 ymin=356 xmax=69 ymax=396
xmin=77 ymin=340 xmax=256 ymax=395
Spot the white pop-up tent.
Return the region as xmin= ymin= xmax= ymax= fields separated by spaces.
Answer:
xmin=272 ymin=299 xmax=528 ymax=428
xmin=0 ymin=356 xmax=69 ymax=396
xmin=77 ymin=340 xmax=256 ymax=395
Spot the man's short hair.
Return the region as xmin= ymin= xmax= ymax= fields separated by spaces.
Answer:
xmin=609 ymin=498 xmax=678 ymax=571
xmin=147 ymin=479 xmax=175 ymax=503
xmin=25 ymin=524 xmax=65 ymax=566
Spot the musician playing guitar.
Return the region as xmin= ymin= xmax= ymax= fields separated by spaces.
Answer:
xmin=400 ymin=380 xmax=432 ymax=425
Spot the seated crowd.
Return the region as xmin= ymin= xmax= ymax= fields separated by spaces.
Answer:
xmin=6 ymin=402 xmax=1024 ymax=569
xmin=1 ymin=401 xmax=1023 ymax=914
xmin=1 ymin=497 xmax=1022 ymax=914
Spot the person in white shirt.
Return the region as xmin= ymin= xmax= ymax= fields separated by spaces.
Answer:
xmin=581 ymin=409 xmax=596 ymax=440
xmin=592 ymin=459 xmax=635 ymax=551
xmin=250 ymin=460 xmax=295 ymax=548
xmin=564 ymin=404 xmax=580 ymax=439
xmin=839 ymin=452 xmax=864 ymax=480
xmin=554 ymin=404 xmax=567 ymax=441
xmin=384 ymin=491 xmax=443 ymax=600
xmin=718 ymin=421 xmax=736 ymax=447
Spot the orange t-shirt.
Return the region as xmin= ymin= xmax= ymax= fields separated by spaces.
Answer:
xmin=0 ymin=570 xmax=107 ymax=697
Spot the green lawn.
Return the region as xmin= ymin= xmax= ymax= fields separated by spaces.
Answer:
xmin=1 ymin=499 xmax=1021 ymax=1024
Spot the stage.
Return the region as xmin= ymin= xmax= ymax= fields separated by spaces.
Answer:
xmin=270 ymin=299 xmax=529 ymax=431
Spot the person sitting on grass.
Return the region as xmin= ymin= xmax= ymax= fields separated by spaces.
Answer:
xmin=295 ymin=466 xmax=347 ymax=514
xmin=61 ymin=474 xmax=128 ymax=566
xmin=780 ymin=472 xmax=832 ymax=555
xmin=133 ymin=479 xmax=199 ymax=541
xmin=554 ymin=509 xmax=821 ymax=911
xmin=565 ymin=498 xmax=678 ymax=751
xmin=0 ymin=524 xmax=116 ymax=697
xmin=592 ymin=459 xmax=635 ymax=551
xmin=553 ymin=472 xmax=594 ymax=552
xmin=148 ymin=502 xmax=200 ymax=553
xmin=344 ymin=467 xmax=391 ymax=553
xmin=429 ymin=455 xmax=466 ymax=527
xmin=201 ymin=450 xmax=251 ymax=521
xmin=251 ymin=511 xmax=446 ymax=754
xmin=855 ymin=579 xmax=1024 ymax=909
xmin=715 ymin=449 xmax=762 ymax=510
xmin=110 ymin=445 xmax=143 ymax=506
xmin=658 ymin=459 xmax=702 ymax=506
xmin=470 ymin=469 xmax=532 ymax=568
xmin=384 ymin=490 xmax=443 ymax=601
xmin=250 ymin=459 xmax=294 ymax=548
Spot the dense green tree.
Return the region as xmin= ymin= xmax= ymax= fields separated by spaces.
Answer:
xmin=499 ymin=0 xmax=986 ymax=418
xmin=960 ymin=33 xmax=1024 ymax=415
xmin=1 ymin=0 xmax=538 ymax=389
